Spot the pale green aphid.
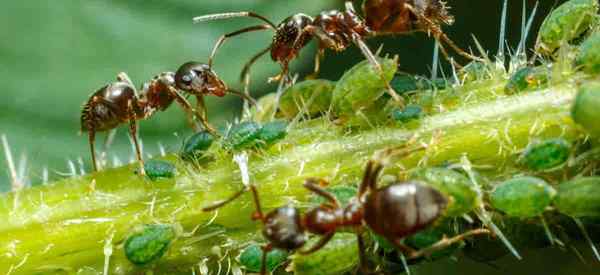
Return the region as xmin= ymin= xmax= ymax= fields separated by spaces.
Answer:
xmin=521 ymin=138 xmax=571 ymax=171
xmin=250 ymin=93 xmax=279 ymax=123
xmin=490 ymin=176 xmax=556 ymax=218
xmin=332 ymin=57 xmax=397 ymax=117
xmin=143 ymin=160 xmax=176 ymax=181
xmin=239 ymin=244 xmax=288 ymax=273
xmin=412 ymin=167 xmax=479 ymax=217
xmin=124 ymin=224 xmax=175 ymax=265
xmin=291 ymin=233 xmax=358 ymax=275
xmin=572 ymin=82 xmax=600 ymax=137
xmin=576 ymin=33 xmax=600 ymax=74
xmin=554 ymin=177 xmax=600 ymax=217
xmin=279 ymin=79 xmax=335 ymax=119
xmin=536 ymin=0 xmax=599 ymax=55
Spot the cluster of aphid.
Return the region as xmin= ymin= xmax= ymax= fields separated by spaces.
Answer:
xmin=80 ymin=0 xmax=479 ymax=177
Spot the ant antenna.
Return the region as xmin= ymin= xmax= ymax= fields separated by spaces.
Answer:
xmin=193 ymin=12 xmax=277 ymax=29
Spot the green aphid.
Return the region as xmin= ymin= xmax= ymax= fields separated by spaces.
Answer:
xmin=124 ymin=224 xmax=175 ymax=266
xmin=572 ymin=82 xmax=600 ymax=137
xmin=521 ymin=138 xmax=571 ymax=171
xmin=504 ymin=66 xmax=549 ymax=95
xmin=490 ymin=176 xmax=557 ymax=218
xmin=554 ymin=177 xmax=600 ymax=217
xmin=309 ymin=185 xmax=357 ymax=205
xmin=412 ymin=167 xmax=479 ymax=217
xmin=460 ymin=61 xmax=491 ymax=82
xmin=536 ymin=0 xmax=599 ymax=55
xmin=256 ymin=120 xmax=288 ymax=148
xmin=332 ymin=57 xmax=397 ymax=116
xmin=225 ymin=121 xmax=262 ymax=150
xmin=576 ymin=33 xmax=600 ymax=74
xmin=391 ymin=105 xmax=423 ymax=123
xmin=181 ymin=130 xmax=214 ymax=161
xmin=390 ymin=73 xmax=447 ymax=94
xmin=239 ymin=244 xmax=288 ymax=273
xmin=250 ymin=93 xmax=279 ymax=123
xmin=291 ymin=233 xmax=358 ymax=275
xmin=279 ymin=79 xmax=335 ymax=119
xmin=142 ymin=160 xmax=176 ymax=181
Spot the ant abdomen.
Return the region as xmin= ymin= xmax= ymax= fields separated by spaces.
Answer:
xmin=81 ymin=81 xmax=139 ymax=132
xmin=262 ymin=206 xmax=307 ymax=250
xmin=363 ymin=181 xmax=448 ymax=240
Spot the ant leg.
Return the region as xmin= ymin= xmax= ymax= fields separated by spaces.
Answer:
xmin=297 ymin=232 xmax=335 ymax=254
xmin=259 ymin=243 xmax=273 ymax=275
xmin=195 ymin=95 xmax=218 ymax=135
xmin=407 ymin=228 xmax=490 ymax=259
xmin=249 ymin=184 xmax=265 ymax=221
xmin=240 ymin=46 xmax=271 ymax=83
xmin=208 ymin=24 xmax=274 ymax=67
xmin=202 ymin=186 xmax=248 ymax=211
xmin=303 ymin=178 xmax=339 ymax=207
xmin=356 ymin=232 xmax=370 ymax=274
xmin=306 ymin=48 xmax=325 ymax=79
xmin=88 ymin=130 xmax=98 ymax=172
xmin=128 ymin=119 xmax=145 ymax=176
xmin=351 ymin=34 xmax=405 ymax=107
xmin=391 ymin=238 xmax=419 ymax=257
xmin=358 ymin=160 xmax=383 ymax=197
xmin=116 ymin=72 xmax=135 ymax=87
xmin=165 ymin=87 xmax=200 ymax=131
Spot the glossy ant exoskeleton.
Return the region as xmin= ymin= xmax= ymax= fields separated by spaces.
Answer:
xmin=202 ymin=146 xmax=490 ymax=274
xmin=193 ymin=0 xmax=483 ymax=106
xmin=81 ymin=72 xmax=198 ymax=175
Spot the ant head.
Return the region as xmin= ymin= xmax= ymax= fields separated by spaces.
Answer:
xmin=271 ymin=13 xmax=314 ymax=65
xmin=175 ymin=62 xmax=228 ymax=97
xmin=262 ymin=206 xmax=307 ymax=250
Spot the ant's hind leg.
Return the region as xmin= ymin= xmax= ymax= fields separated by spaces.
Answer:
xmin=407 ymin=228 xmax=490 ymax=259
xmin=88 ymin=130 xmax=98 ymax=172
xmin=128 ymin=120 xmax=145 ymax=176
xmin=306 ymin=48 xmax=325 ymax=79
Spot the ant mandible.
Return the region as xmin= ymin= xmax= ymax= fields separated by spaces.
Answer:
xmin=193 ymin=0 xmax=483 ymax=106
xmin=202 ymin=145 xmax=489 ymax=274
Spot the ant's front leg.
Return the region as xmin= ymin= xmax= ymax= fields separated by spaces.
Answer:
xmin=195 ymin=95 xmax=218 ymax=136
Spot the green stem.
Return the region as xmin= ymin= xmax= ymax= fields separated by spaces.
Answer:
xmin=0 ymin=82 xmax=581 ymax=274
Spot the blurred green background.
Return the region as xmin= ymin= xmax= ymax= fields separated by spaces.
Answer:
xmin=1 ymin=0 xmax=600 ymax=274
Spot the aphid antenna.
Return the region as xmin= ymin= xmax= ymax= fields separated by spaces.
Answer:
xmin=496 ymin=0 xmax=509 ymax=68
xmin=192 ymin=12 xmax=277 ymax=29
xmin=573 ymin=217 xmax=600 ymax=261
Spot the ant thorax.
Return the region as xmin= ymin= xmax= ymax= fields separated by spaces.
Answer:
xmin=270 ymin=14 xmax=314 ymax=63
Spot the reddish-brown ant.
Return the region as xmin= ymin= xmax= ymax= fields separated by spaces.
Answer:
xmin=193 ymin=0 xmax=482 ymax=106
xmin=202 ymin=146 xmax=489 ymax=274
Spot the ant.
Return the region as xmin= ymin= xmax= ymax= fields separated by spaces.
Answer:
xmin=81 ymin=62 xmax=257 ymax=175
xmin=202 ymin=145 xmax=490 ymax=274
xmin=193 ymin=0 xmax=483 ymax=107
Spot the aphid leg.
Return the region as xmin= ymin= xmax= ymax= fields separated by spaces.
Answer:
xmin=351 ymin=34 xmax=405 ymax=107
xmin=208 ymin=24 xmax=274 ymax=67
xmin=403 ymin=3 xmax=484 ymax=63
xmin=88 ymin=130 xmax=98 ymax=172
xmin=306 ymin=48 xmax=325 ymax=79
xmin=164 ymin=86 xmax=200 ymax=132
xmin=407 ymin=228 xmax=490 ymax=259
xmin=128 ymin=119 xmax=145 ymax=176
xmin=193 ymin=12 xmax=277 ymax=29
xmin=303 ymin=178 xmax=340 ymax=207
xmin=259 ymin=243 xmax=273 ymax=275
xmin=297 ymin=232 xmax=335 ymax=254
xmin=195 ymin=95 xmax=218 ymax=135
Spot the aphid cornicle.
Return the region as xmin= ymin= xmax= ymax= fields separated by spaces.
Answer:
xmin=193 ymin=0 xmax=482 ymax=106
xmin=202 ymin=147 xmax=489 ymax=274
xmin=81 ymin=72 xmax=198 ymax=175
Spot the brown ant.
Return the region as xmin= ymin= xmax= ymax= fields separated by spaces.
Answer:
xmin=202 ymin=146 xmax=489 ymax=274
xmin=193 ymin=0 xmax=483 ymax=106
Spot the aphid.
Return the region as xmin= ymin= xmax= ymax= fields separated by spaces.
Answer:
xmin=193 ymin=0 xmax=482 ymax=105
xmin=279 ymin=79 xmax=335 ymax=119
xmin=576 ymin=33 xmax=600 ymax=74
xmin=142 ymin=159 xmax=176 ymax=181
xmin=412 ymin=167 xmax=479 ymax=217
xmin=535 ymin=0 xmax=599 ymax=55
xmin=520 ymin=138 xmax=571 ymax=171
xmin=490 ymin=176 xmax=556 ymax=218
xmin=504 ymin=66 xmax=549 ymax=95
xmin=554 ymin=176 xmax=600 ymax=218
xmin=202 ymin=147 xmax=489 ymax=274
xmin=81 ymin=72 xmax=197 ymax=175
xmin=239 ymin=244 xmax=289 ymax=273
xmin=392 ymin=104 xmax=423 ymax=123
xmin=181 ymin=130 xmax=215 ymax=161
xmin=255 ymin=120 xmax=288 ymax=148
xmin=224 ymin=121 xmax=263 ymax=151
xmin=124 ymin=224 xmax=175 ymax=265
xmin=571 ymin=82 xmax=600 ymax=137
